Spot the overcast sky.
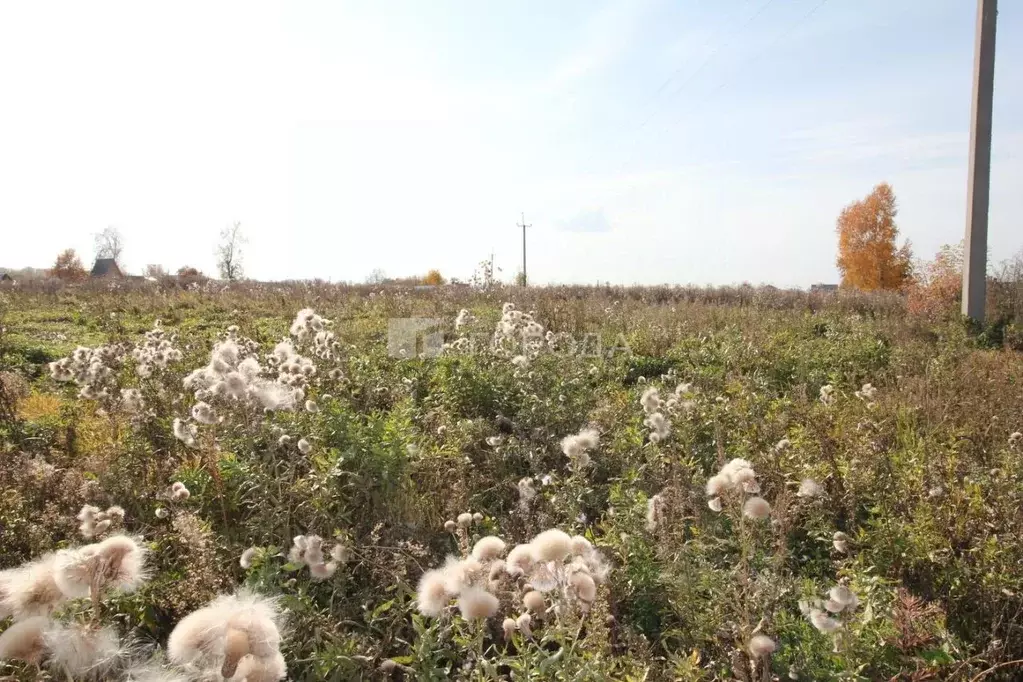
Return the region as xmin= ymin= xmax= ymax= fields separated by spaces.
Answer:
xmin=1 ymin=0 xmax=1021 ymax=286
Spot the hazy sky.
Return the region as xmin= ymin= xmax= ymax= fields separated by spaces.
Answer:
xmin=1 ymin=0 xmax=1021 ymax=286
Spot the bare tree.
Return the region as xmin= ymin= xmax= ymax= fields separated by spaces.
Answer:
xmin=216 ymin=222 xmax=246 ymax=281
xmin=143 ymin=264 xmax=168 ymax=279
xmin=94 ymin=227 xmax=125 ymax=265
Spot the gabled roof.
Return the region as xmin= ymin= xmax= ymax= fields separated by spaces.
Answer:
xmin=91 ymin=258 xmax=122 ymax=277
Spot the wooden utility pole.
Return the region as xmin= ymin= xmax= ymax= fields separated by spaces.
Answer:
xmin=518 ymin=213 xmax=531 ymax=286
xmin=962 ymin=0 xmax=997 ymax=321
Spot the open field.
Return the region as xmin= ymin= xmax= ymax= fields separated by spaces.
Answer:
xmin=2 ymin=283 xmax=1023 ymax=681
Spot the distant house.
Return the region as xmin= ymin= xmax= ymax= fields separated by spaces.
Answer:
xmin=810 ymin=283 xmax=839 ymax=293
xmin=0 ymin=272 xmax=12 ymax=282
xmin=90 ymin=258 xmax=123 ymax=278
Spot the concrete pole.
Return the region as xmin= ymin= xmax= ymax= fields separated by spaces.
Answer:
xmin=962 ymin=0 xmax=997 ymax=321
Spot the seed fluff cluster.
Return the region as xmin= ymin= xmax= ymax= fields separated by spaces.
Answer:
xmin=417 ymin=526 xmax=611 ymax=643
xmin=287 ymin=535 xmax=351 ymax=581
xmin=705 ymin=458 xmax=771 ymax=519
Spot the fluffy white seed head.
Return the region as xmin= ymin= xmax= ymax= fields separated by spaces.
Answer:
xmin=44 ymin=622 xmax=124 ymax=677
xmin=53 ymin=535 xmax=148 ymax=598
xmin=297 ymin=438 xmax=311 ymax=454
xmin=797 ymin=478 xmax=824 ymax=498
xmin=0 ymin=616 xmax=48 ymax=664
xmin=308 ymin=562 xmax=338 ymax=581
xmin=224 ymin=372 xmax=248 ymax=399
xmin=240 ymin=547 xmax=258 ymax=569
xmin=742 ymin=497 xmax=772 ymax=520
xmin=639 ymin=387 xmax=661 ymax=414
xmin=122 ymin=662 xmax=192 ymax=681
xmin=505 ymin=544 xmax=534 ymax=577
xmin=570 ymin=535 xmax=592 ymax=556
xmin=828 ymin=585 xmax=858 ymax=611
xmin=706 ymin=474 xmax=728 ymax=497
xmin=523 ymin=590 xmax=545 ymax=614
xmin=167 ymin=589 xmax=283 ymax=676
xmin=809 ymin=608 xmax=842 ymax=634
xmin=570 ymin=571 xmax=597 ymax=603
xmin=170 ymin=481 xmax=190 ymax=501
xmin=832 ymin=531 xmax=850 ymax=553
xmin=526 ymin=562 xmax=558 ymax=593
xmin=502 ymin=617 xmax=517 ymax=639
xmin=416 ymin=569 xmax=450 ymax=617
xmin=457 ymin=587 xmax=499 ymax=620
xmin=516 ymin=613 xmax=532 ymax=636
xmin=708 ymin=497 xmax=723 ymax=512
xmin=232 ymin=651 xmax=287 ymax=682
xmin=530 ymin=529 xmax=572 ymax=562
xmin=172 ymin=418 xmax=197 ymax=447
xmin=575 ymin=428 xmax=599 ymax=450
xmin=645 ymin=493 xmax=665 ymax=531
xmin=191 ymin=402 xmax=217 ymax=425
xmin=747 ymin=634 xmax=776 ymax=658
xmin=77 ymin=504 xmax=101 ymax=522
xmin=471 ymin=536 xmax=507 ymax=561
xmin=456 ymin=512 xmax=473 ymax=528
xmin=330 ymin=544 xmax=351 ymax=564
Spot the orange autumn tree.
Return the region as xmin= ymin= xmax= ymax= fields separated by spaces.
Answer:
xmin=50 ymin=248 xmax=88 ymax=282
xmin=423 ymin=269 xmax=445 ymax=285
xmin=835 ymin=182 xmax=913 ymax=290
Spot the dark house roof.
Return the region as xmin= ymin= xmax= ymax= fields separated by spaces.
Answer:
xmin=91 ymin=258 xmax=123 ymax=278
xmin=0 ymin=273 xmax=11 ymax=281
xmin=810 ymin=283 xmax=839 ymax=293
